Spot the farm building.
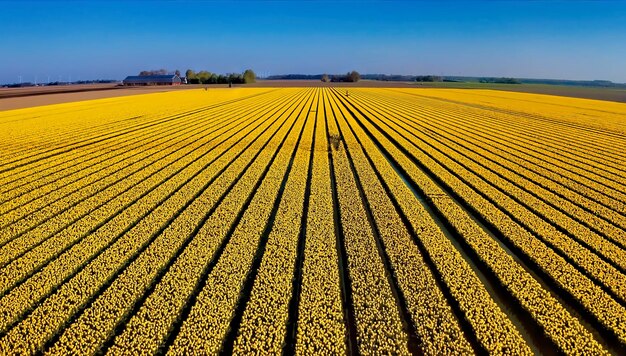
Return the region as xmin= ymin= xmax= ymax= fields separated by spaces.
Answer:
xmin=122 ymin=75 xmax=182 ymax=86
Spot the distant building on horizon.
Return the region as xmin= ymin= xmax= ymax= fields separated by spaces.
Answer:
xmin=122 ymin=74 xmax=181 ymax=86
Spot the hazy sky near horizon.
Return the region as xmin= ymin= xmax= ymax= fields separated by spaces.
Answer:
xmin=1 ymin=0 xmax=625 ymax=84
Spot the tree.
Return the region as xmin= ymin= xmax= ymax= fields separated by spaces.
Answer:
xmin=216 ymin=74 xmax=228 ymax=84
xmin=228 ymin=73 xmax=245 ymax=84
xmin=347 ymin=71 xmax=360 ymax=82
xmin=243 ymin=69 xmax=256 ymax=84
xmin=175 ymin=69 xmax=181 ymax=77
xmin=186 ymin=69 xmax=200 ymax=84
xmin=479 ymin=77 xmax=521 ymax=84
xmin=196 ymin=71 xmax=212 ymax=84
xmin=321 ymin=74 xmax=329 ymax=82
xmin=209 ymin=73 xmax=218 ymax=84
xmin=415 ymin=75 xmax=442 ymax=82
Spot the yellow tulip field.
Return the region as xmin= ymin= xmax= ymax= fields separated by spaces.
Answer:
xmin=0 ymin=87 xmax=625 ymax=355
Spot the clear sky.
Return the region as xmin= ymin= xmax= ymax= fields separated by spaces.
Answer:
xmin=1 ymin=0 xmax=625 ymax=84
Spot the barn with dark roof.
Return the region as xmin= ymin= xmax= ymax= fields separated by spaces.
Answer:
xmin=122 ymin=75 xmax=182 ymax=86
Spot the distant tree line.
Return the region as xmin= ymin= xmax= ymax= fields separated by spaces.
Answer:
xmin=185 ymin=69 xmax=256 ymax=84
xmin=518 ymin=78 xmax=624 ymax=87
xmin=415 ymin=75 xmax=443 ymax=82
xmin=241 ymin=72 xmax=626 ymax=88
xmin=479 ymin=77 xmax=521 ymax=84
xmin=136 ymin=68 xmax=256 ymax=84
xmin=328 ymin=71 xmax=360 ymax=82
xmin=267 ymin=71 xmax=360 ymax=82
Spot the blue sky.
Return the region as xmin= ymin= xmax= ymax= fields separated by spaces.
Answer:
xmin=1 ymin=0 xmax=625 ymax=84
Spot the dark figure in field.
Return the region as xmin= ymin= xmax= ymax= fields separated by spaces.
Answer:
xmin=205 ymin=87 xmax=208 ymax=91
xmin=229 ymin=82 xmax=232 ymax=88
xmin=346 ymin=90 xmax=349 ymax=97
